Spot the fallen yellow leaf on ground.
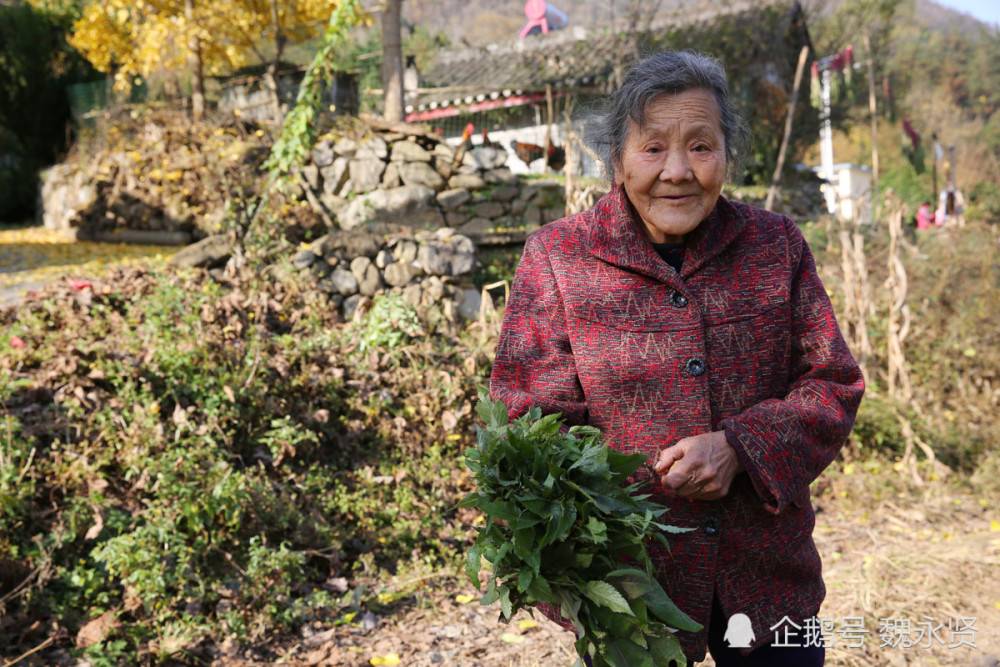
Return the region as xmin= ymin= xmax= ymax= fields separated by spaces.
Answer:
xmin=500 ymin=632 xmax=525 ymax=644
xmin=518 ymin=619 xmax=538 ymax=630
xmin=454 ymin=593 xmax=474 ymax=604
xmin=370 ymin=653 xmax=400 ymax=665
xmin=0 ymin=227 xmax=176 ymax=288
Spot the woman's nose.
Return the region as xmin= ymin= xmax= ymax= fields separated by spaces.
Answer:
xmin=659 ymin=151 xmax=693 ymax=182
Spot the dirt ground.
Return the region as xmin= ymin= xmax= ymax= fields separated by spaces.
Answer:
xmin=3 ymin=226 xmax=997 ymax=667
xmin=196 ymin=461 xmax=999 ymax=667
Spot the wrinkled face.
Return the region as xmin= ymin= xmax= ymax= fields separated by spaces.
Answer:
xmin=614 ymin=89 xmax=727 ymax=244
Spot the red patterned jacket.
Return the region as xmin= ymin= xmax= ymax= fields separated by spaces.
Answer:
xmin=490 ymin=184 xmax=864 ymax=661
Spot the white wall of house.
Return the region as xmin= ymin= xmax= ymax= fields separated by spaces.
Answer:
xmin=815 ymin=163 xmax=873 ymax=224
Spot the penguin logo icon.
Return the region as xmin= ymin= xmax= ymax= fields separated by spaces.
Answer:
xmin=724 ymin=613 xmax=755 ymax=648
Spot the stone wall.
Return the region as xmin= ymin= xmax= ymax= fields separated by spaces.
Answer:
xmin=38 ymin=117 xmax=569 ymax=248
xmin=290 ymin=226 xmax=484 ymax=325
xmin=300 ymin=128 xmax=567 ymax=242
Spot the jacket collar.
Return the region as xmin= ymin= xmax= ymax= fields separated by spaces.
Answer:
xmin=586 ymin=183 xmax=746 ymax=283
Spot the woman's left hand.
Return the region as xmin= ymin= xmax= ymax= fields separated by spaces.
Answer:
xmin=654 ymin=431 xmax=744 ymax=500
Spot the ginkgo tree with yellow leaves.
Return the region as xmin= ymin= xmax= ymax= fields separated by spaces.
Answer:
xmin=27 ymin=0 xmax=351 ymax=119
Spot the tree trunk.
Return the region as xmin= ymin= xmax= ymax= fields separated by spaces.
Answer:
xmin=184 ymin=0 xmax=205 ymax=120
xmin=381 ymin=0 xmax=405 ymax=123
xmin=765 ymin=45 xmax=809 ymax=211
xmin=266 ymin=0 xmax=286 ymax=122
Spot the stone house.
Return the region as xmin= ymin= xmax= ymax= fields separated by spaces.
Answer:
xmin=406 ymin=0 xmax=814 ymax=180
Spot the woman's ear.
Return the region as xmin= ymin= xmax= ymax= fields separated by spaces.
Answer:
xmin=612 ymin=163 xmax=624 ymax=186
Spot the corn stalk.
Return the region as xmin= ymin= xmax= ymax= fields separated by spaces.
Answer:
xmin=884 ymin=196 xmax=911 ymax=402
xmin=838 ymin=203 xmax=873 ymax=383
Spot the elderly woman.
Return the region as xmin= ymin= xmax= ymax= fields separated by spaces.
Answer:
xmin=490 ymin=51 xmax=864 ymax=665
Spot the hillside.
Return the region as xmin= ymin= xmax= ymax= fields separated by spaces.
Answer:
xmin=402 ymin=0 xmax=994 ymax=48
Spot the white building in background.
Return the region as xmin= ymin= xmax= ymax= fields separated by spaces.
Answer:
xmin=815 ymin=163 xmax=873 ymax=224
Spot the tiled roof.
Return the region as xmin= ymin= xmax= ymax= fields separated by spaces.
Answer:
xmin=413 ymin=0 xmax=804 ymax=113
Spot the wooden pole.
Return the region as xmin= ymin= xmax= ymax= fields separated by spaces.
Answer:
xmin=381 ymin=0 xmax=405 ymax=123
xmin=864 ymin=32 xmax=880 ymax=222
xmin=932 ymin=132 xmax=939 ymax=206
xmin=765 ymin=45 xmax=810 ymax=211
xmin=543 ymin=84 xmax=554 ymax=174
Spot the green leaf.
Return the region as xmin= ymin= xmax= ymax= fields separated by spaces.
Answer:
xmin=526 ymin=574 xmax=557 ymax=602
xmin=515 ymin=513 xmax=544 ymax=530
xmin=465 ymin=544 xmax=483 ymax=588
xmin=490 ymin=399 xmax=509 ymax=429
xmin=583 ymin=581 xmax=633 ymax=616
xmin=606 ymin=568 xmax=653 ymax=599
xmin=642 ymin=581 xmax=702 ymax=632
xmin=569 ymin=442 xmax=608 ymax=475
xmin=652 ymin=522 xmax=695 ymax=534
xmin=648 ymin=633 xmax=688 ymax=667
xmin=541 ymin=501 xmax=576 ymax=548
xmin=589 ymin=603 xmax=637 ymax=639
xmin=556 ymin=587 xmax=585 ymax=635
xmin=606 ymin=449 xmax=647 ymax=479
xmin=583 ymin=517 xmax=608 ymax=544
xmin=528 ymin=412 xmax=562 ymax=438
xmin=492 ymin=541 xmax=513 ymax=568
xmin=476 ymin=397 xmax=494 ymax=425
xmin=482 ymin=578 xmax=499 ymax=605
xmin=481 ymin=501 xmax=518 ymax=521
xmin=592 ymin=493 xmax=642 ymax=514
xmin=517 ymin=568 xmax=534 ymax=592
xmin=573 ymin=635 xmax=591 ymax=664
xmin=524 ymin=548 xmax=541 ymax=575
xmin=604 ymin=638 xmax=654 ymax=667
xmin=567 ymin=425 xmax=601 ymax=438
xmin=500 ymin=584 xmax=512 ymax=619
xmin=513 ymin=527 xmax=534 ymax=560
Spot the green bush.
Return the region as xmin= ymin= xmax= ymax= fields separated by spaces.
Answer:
xmin=0 ymin=267 xmax=483 ymax=661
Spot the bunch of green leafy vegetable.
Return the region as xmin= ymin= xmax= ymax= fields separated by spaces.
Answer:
xmin=460 ymin=394 xmax=702 ymax=667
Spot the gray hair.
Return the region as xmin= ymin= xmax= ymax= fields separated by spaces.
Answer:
xmin=593 ymin=50 xmax=750 ymax=182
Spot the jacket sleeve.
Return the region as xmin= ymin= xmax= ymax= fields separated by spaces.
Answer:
xmin=719 ymin=219 xmax=865 ymax=514
xmin=490 ymin=233 xmax=589 ymax=425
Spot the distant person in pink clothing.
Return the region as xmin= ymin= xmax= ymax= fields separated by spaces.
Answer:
xmin=517 ymin=0 xmax=568 ymax=38
xmin=916 ymin=201 xmax=933 ymax=230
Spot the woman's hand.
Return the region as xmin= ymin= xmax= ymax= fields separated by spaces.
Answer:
xmin=654 ymin=431 xmax=744 ymax=501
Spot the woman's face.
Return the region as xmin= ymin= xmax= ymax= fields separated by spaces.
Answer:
xmin=614 ymin=89 xmax=727 ymax=244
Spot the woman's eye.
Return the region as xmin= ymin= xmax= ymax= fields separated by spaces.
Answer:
xmin=646 ymin=147 xmax=661 ymax=154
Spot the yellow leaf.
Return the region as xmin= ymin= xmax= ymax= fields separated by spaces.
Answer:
xmin=990 ymin=520 xmax=1000 ymax=532
xmin=370 ymin=654 xmax=400 ymax=666
xmin=500 ymin=632 xmax=525 ymax=644
xmin=454 ymin=594 xmax=474 ymax=604
xmin=518 ymin=619 xmax=538 ymax=630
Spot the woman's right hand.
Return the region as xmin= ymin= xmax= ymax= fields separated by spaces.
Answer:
xmin=654 ymin=430 xmax=743 ymax=500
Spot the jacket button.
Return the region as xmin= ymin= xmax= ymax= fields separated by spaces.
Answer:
xmin=686 ymin=358 xmax=706 ymax=377
xmin=701 ymin=516 xmax=720 ymax=536
xmin=670 ymin=291 xmax=689 ymax=308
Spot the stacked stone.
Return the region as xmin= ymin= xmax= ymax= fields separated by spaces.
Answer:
xmin=300 ymin=130 xmax=566 ymax=238
xmin=292 ymin=227 xmax=483 ymax=324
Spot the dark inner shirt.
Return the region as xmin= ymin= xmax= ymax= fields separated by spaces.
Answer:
xmin=652 ymin=242 xmax=686 ymax=274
